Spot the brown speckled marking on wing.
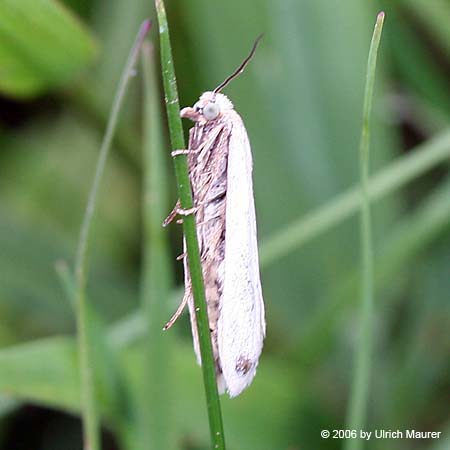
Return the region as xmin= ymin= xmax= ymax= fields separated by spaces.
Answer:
xmin=182 ymin=118 xmax=232 ymax=387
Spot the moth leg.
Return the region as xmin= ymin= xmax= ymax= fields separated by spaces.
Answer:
xmin=162 ymin=200 xmax=181 ymax=227
xmin=163 ymin=288 xmax=190 ymax=330
xmin=176 ymin=206 xmax=198 ymax=216
xmin=171 ymin=147 xmax=204 ymax=157
xmin=171 ymin=149 xmax=191 ymax=157
xmin=163 ymin=204 xmax=201 ymax=227
xmin=176 ymin=252 xmax=186 ymax=261
xmin=177 ymin=201 xmax=208 ymax=224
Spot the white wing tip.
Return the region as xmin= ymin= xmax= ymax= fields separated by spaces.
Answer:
xmin=225 ymin=368 xmax=258 ymax=398
xmin=221 ymin=354 xmax=261 ymax=397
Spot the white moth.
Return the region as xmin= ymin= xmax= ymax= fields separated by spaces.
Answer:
xmin=164 ymin=38 xmax=265 ymax=397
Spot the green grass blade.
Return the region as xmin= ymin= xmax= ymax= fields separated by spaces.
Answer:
xmin=345 ymin=12 xmax=385 ymax=450
xmin=259 ymin=127 xmax=450 ymax=267
xmin=73 ymin=20 xmax=151 ymax=450
xmin=154 ymin=1 xmax=226 ymax=449
xmin=55 ymin=260 xmax=76 ymax=307
xmin=297 ymin=174 xmax=450 ymax=366
xmin=140 ymin=41 xmax=176 ymax=450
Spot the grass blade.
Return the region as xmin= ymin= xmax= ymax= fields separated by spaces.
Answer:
xmin=259 ymin=127 xmax=450 ymax=267
xmin=140 ymin=41 xmax=176 ymax=450
xmin=73 ymin=20 xmax=151 ymax=450
xmin=297 ymin=174 xmax=450 ymax=365
xmin=345 ymin=12 xmax=385 ymax=450
xmin=154 ymin=1 xmax=226 ymax=448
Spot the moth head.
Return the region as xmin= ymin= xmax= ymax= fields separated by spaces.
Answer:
xmin=180 ymin=36 xmax=262 ymax=123
xmin=181 ymin=92 xmax=233 ymax=122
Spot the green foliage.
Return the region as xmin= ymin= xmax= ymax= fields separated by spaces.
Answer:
xmin=0 ymin=1 xmax=449 ymax=450
xmin=0 ymin=0 xmax=96 ymax=98
xmin=0 ymin=337 xmax=80 ymax=412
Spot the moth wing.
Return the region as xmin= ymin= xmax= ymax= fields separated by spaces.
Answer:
xmin=218 ymin=112 xmax=265 ymax=397
xmin=184 ymin=125 xmax=228 ymax=394
xmin=184 ymin=127 xmax=203 ymax=367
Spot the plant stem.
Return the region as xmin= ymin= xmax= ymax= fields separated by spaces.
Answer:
xmin=73 ymin=20 xmax=151 ymax=450
xmin=345 ymin=12 xmax=385 ymax=450
xmin=154 ymin=1 xmax=226 ymax=449
xmin=140 ymin=41 xmax=175 ymax=450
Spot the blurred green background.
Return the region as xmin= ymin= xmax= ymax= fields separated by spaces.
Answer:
xmin=0 ymin=0 xmax=449 ymax=449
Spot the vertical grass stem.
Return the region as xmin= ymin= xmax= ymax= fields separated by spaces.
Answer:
xmin=345 ymin=12 xmax=385 ymax=450
xmin=73 ymin=20 xmax=151 ymax=450
xmin=154 ymin=1 xmax=226 ymax=449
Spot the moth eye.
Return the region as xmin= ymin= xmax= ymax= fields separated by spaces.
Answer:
xmin=203 ymin=102 xmax=220 ymax=120
xmin=193 ymin=102 xmax=202 ymax=112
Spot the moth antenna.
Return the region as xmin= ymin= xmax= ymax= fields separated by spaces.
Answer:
xmin=213 ymin=34 xmax=263 ymax=94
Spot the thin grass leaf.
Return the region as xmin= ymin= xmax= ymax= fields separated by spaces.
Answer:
xmin=259 ymin=127 xmax=450 ymax=267
xmin=154 ymin=1 xmax=226 ymax=448
xmin=298 ymin=169 xmax=450 ymax=372
xmin=56 ymin=261 xmax=129 ymax=433
xmin=345 ymin=13 xmax=385 ymax=450
xmin=73 ymin=20 xmax=151 ymax=450
xmin=139 ymin=41 xmax=176 ymax=450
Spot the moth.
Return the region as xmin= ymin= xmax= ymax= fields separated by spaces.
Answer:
xmin=164 ymin=37 xmax=265 ymax=397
